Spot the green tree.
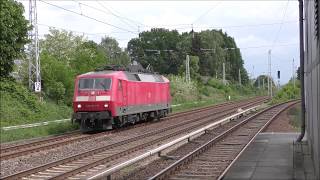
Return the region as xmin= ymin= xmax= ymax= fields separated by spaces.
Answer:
xmin=127 ymin=28 xmax=182 ymax=74
xmin=127 ymin=28 xmax=249 ymax=84
xmin=41 ymin=53 xmax=74 ymax=104
xmin=100 ymin=37 xmax=130 ymax=66
xmin=254 ymin=75 xmax=275 ymax=89
xmin=40 ymin=29 xmax=83 ymax=63
xmin=71 ymin=40 xmax=106 ymax=74
xmin=0 ymin=0 xmax=29 ymax=78
xmin=179 ymin=55 xmax=200 ymax=80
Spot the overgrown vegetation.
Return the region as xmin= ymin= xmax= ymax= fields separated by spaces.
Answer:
xmin=169 ymin=75 xmax=260 ymax=106
xmin=287 ymin=104 xmax=301 ymax=130
xmin=271 ymin=80 xmax=300 ymax=104
xmin=0 ymin=79 xmax=72 ymax=127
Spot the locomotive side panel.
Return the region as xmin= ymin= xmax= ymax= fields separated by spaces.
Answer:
xmin=114 ymin=80 xmax=170 ymax=117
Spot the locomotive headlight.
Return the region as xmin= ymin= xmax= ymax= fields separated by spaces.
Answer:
xmin=104 ymin=104 xmax=108 ymax=108
xmin=77 ymin=104 xmax=82 ymax=108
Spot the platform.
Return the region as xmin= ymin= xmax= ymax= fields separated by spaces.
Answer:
xmin=223 ymin=132 xmax=316 ymax=180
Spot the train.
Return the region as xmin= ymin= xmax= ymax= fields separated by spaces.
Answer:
xmin=72 ymin=65 xmax=172 ymax=132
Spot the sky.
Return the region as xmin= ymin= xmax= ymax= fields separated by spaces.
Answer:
xmin=18 ymin=0 xmax=300 ymax=85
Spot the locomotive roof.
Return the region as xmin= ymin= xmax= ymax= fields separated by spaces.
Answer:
xmin=77 ymin=70 xmax=169 ymax=83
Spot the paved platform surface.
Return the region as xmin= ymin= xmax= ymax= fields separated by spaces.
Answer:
xmin=223 ymin=133 xmax=316 ymax=180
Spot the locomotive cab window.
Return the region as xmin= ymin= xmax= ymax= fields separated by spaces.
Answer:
xmin=79 ymin=78 xmax=111 ymax=90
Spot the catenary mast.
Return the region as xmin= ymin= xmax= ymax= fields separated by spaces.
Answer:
xmin=28 ymin=0 xmax=41 ymax=93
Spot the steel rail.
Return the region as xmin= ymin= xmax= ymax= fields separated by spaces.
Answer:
xmin=0 ymin=97 xmax=266 ymax=160
xmin=54 ymin=104 xmax=260 ymax=180
xmin=148 ymin=100 xmax=299 ymax=180
xmin=88 ymin=105 xmax=261 ymax=180
xmin=217 ymin=100 xmax=299 ymax=179
xmin=1 ymin=98 xmax=266 ymax=179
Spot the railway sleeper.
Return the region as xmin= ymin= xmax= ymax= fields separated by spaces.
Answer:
xmin=159 ymin=155 xmax=181 ymax=160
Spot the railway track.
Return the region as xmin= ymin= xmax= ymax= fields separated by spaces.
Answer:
xmin=0 ymin=97 xmax=267 ymax=161
xmin=146 ymin=100 xmax=299 ymax=180
xmin=1 ymin=97 xmax=266 ymax=179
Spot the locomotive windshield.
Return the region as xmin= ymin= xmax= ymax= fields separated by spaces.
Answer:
xmin=78 ymin=78 xmax=111 ymax=90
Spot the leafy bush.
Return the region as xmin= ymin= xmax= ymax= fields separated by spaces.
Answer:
xmin=271 ymin=80 xmax=300 ymax=104
xmin=168 ymin=75 xmax=199 ymax=104
xmin=0 ymin=79 xmax=72 ymax=127
xmin=168 ymin=75 xmax=261 ymax=104
xmin=207 ymin=78 xmax=224 ymax=90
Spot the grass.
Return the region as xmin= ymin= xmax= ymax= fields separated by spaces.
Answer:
xmin=0 ymin=122 xmax=79 ymax=143
xmin=0 ymin=79 xmax=72 ymax=127
xmin=270 ymin=81 xmax=300 ymax=105
xmin=0 ymin=79 xmax=74 ymax=143
xmin=287 ymin=104 xmax=301 ymax=130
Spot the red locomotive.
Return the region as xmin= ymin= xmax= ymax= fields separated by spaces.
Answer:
xmin=72 ymin=65 xmax=171 ymax=132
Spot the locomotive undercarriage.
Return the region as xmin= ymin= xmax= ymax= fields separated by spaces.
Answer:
xmin=72 ymin=111 xmax=112 ymax=132
xmin=73 ymin=109 xmax=170 ymax=132
xmin=113 ymin=109 xmax=170 ymax=128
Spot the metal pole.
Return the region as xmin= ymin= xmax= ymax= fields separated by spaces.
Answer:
xmin=293 ymin=58 xmax=296 ymax=88
xmin=28 ymin=0 xmax=41 ymax=94
xmin=188 ymin=56 xmax=190 ymax=82
xmin=238 ymin=69 xmax=241 ymax=86
xmin=223 ymin=63 xmax=226 ymax=85
xmin=268 ymin=50 xmax=272 ymax=97
xmin=267 ymin=51 xmax=270 ymax=97
xmin=186 ymin=55 xmax=190 ymax=83
xmin=252 ymin=65 xmax=255 ymax=83
xmin=297 ymin=0 xmax=305 ymax=142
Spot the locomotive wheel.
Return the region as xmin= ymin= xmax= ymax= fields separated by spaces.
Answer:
xmin=142 ymin=113 xmax=148 ymax=122
xmin=163 ymin=110 xmax=167 ymax=117
xmin=136 ymin=115 xmax=140 ymax=123
xmin=113 ymin=116 xmax=124 ymax=128
xmin=131 ymin=115 xmax=136 ymax=125
xmin=155 ymin=111 xmax=161 ymax=121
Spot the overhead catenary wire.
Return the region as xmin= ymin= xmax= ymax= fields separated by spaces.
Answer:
xmin=75 ymin=1 xmax=139 ymax=31
xmin=37 ymin=23 xmax=131 ymax=41
xmin=191 ymin=20 xmax=297 ymax=30
xmin=96 ymin=1 xmax=143 ymax=29
xmin=192 ymin=2 xmax=223 ymax=24
xmin=126 ymin=20 xmax=297 ymax=32
xmin=39 ymin=0 xmax=138 ymax=35
xmin=170 ymin=20 xmax=297 ymax=31
xmin=239 ymin=43 xmax=298 ymax=50
xmin=271 ymin=0 xmax=290 ymax=50
xmin=96 ymin=1 xmax=147 ymax=28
